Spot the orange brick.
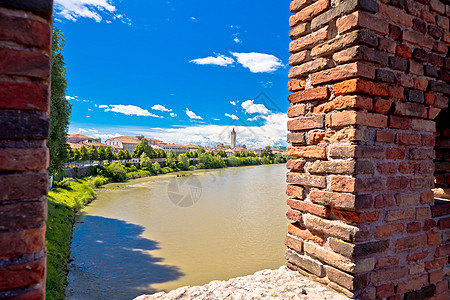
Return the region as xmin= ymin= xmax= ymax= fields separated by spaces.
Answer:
xmin=385 ymin=209 xmax=415 ymax=222
xmin=379 ymin=4 xmax=413 ymax=27
xmin=333 ymin=79 xmax=389 ymax=97
xmin=310 ymin=62 xmax=375 ymax=85
xmin=403 ymin=30 xmax=434 ymax=50
xmin=286 ymin=208 xmax=303 ymax=222
xmin=330 ymin=176 xmax=356 ymax=193
xmin=287 ymin=198 xmax=330 ymax=218
xmin=286 ymin=184 xmax=306 ymax=199
xmin=288 ymin=87 xmax=330 ymax=104
xmin=396 ymin=234 xmax=427 ymax=251
xmin=288 ymin=146 xmax=327 ymax=159
xmin=288 ymin=115 xmax=324 ymax=131
xmin=373 ymin=99 xmax=393 ymax=114
xmin=427 ymin=232 xmax=440 ymax=245
xmin=287 ymin=104 xmax=306 ymax=117
xmin=287 ymin=222 xmax=325 ymax=245
xmin=311 ymin=95 xmax=372 ymax=114
xmin=337 ymin=10 xmax=389 ymax=35
xmin=288 ymin=79 xmax=306 ymax=92
xmin=289 ymin=26 xmax=329 ymax=53
xmin=395 ymin=44 xmax=412 ymax=59
xmin=376 ymin=130 xmax=394 ymax=143
xmin=289 ymin=0 xmax=330 ymax=27
xmin=328 ymin=111 xmax=387 ymax=128
xmin=287 ymin=172 xmax=326 ymax=188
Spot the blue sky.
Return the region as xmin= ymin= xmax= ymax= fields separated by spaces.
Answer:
xmin=55 ymin=0 xmax=291 ymax=148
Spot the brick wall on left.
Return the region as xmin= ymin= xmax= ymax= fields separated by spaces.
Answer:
xmin=0 ymin=1 xmax=53 ymax=299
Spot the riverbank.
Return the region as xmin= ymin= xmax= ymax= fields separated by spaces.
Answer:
xmin=46 ymin=162 xmax=285 ymax=298
xmin=135 ymin=266 xmax=348 ymax=300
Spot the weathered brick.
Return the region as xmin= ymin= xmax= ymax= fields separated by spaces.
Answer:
xmin=289 ymin=57 xmax=332 ymax=78
xmin=286 ymin=172 xmax=326 ymax=188
xmin=289 ymin=0 xmax=330 ymax=27
xmin=311 ymin=95 xmax=372 ymax=114
xmin=333 ymin=79 xmax=388 ymax=97
xmin=287 ymin=115 xmax=324 ymax=131
xmin=0 ymin=226 xmax=45 ymax=258
xmin=330 ymin=176 xmax=356 ymax=193
xmin=287 ymin=146 xmax=327 ymax=159
xmin=379 ymin=4 xmax=413 ymax=27
xmin=333 ymin=45 xmax=388 ymax=66
xmin=287 ymin=104 xmax=306 ymax=117
xmin=376 ymin=130 xmax=394 ymax=143
xmin=377 ymin=223 xmax=404 ymax=237
xmin=287 ymin=132 xmax=306 ymax=144
xmin=411 ymin=119 xmax=435 ymax=132
xmin=288 ymin=87 xmax=330 ymax=104
xmin=285 ymin=234 xmax=303 ymax=253
xmin=0 ymin=172 xmax=48 ymax=202
xmin=285 ymin=249 xmax=325 ymax=277
xmin=376 ymin=283 xmax=395 ymax=298
xmin=311 ymin=30 xmax=378 ymax=58
xmin=328 ymin=111 xmax=387 ymax=128
xmin=395 ymin=193 xmax=420 ymax=207
xmin=325 ymin=266 xmax=368 ymax=291
xmin=397 ymin=274 xmax=428 ymax=294
xmin=0 ymin=13 xmax=51 ymax=49
xmin=376 ymin=256 xmax=399 ymax=269
xmin=403 ymin=31 xmax=434 ymax=50
xmin=396 ymin=234 xmax=427 ymax=251
xmin=287 ymin=198 xmax=330 ymax=218
xmin=286 ymin=208 xmax=303 ymax=222
xmin=385 ymin=208 xmax=415 ymax=222
xmin=403 ymin=285 xmax=436 ymax=300
xmin=394 ymin=102 xmax=427 ymax=118
xmin=310 ymin=62 xmax=375 ymax=85
xmin=304 ymin=241 xmax=356 ymax=273
xmin=289 ymin=26 xmax=329 ymax=53
xmin=389 ymin=56 xmax=408 ymax=71
xmin=371 ymin=267 xmax=407 ymax=284
xmin=0 ymin=48 xmax=50 ymax=79
xmin=0 ymin=81 xmax=49 ymax=112
xmin=0 ymin=257 xmax=46 ymax=290
xmin=290 ymin=0 xmax=314 ymax=13
xmin=288 ymin=50 xmax=310 ymax=67
xmin=374 ymin=193 xmax=394 ymax=209
xmin=286 ymin=184 xmax=305 ymax=199
xmin=310 ymin=190 xmax=372 ymax=210
xmin=0 ymin=147 xmax=48 ymax=172
xmin=289 ymin=23 xmax=311 ymax=40
xmin=336 ymin=10 xmax=388 ymax=35
xmin=288 ymin=223 xmax=325 ymax=245
xmin=0 ymin=198 xmax=47 ymax=231
xmin=304 ymin=215 xmax=359 ymax=243
xmin=329 ymin=238 xmax=389 ymax=258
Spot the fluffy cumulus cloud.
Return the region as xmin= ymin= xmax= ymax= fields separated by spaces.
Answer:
xmin=230 ymin=101 xmax=236 ymax=106
xmin=185 ymin=108 xmax=203 ymax=120
xmin=241 ymin=100 xmax=271 ymax=116
xmin=170 ymin=113 xmax=177 ymax=117
xmin=189 ymin=54 xmax=235 ymax=67
xmin=225 ymin=113 xmax=239 ymax=120
xmin=231 ymin=52 xmax=284 ymax=73
xmin=54 ymin=0 xmax=131 ymax=24
xmin=100 ymin=104 xmax=162 ymax=117
xmin=151 ymin=104 xmax=172 ymax=112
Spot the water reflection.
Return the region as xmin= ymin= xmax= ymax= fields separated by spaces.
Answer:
xmin=66 ymin=216 xmax=183 ymax=299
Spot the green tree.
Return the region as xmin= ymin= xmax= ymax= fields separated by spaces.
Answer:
xmin=152 ymin=162 xmax=161 ymax=174
xmin=166 ymin=149 xmax=176 ymax=168
xmin=117 ymin=150 xmax=126 ymax=160
xmin=197 ymin=147 xmax=206 ymax=155
xmin=105 ymin=162 xmax=126 ymax=182
xmin=124 ymin=149 xmax=131 ymax=159
xmin=87 ymin=145 xmax=99 ymax=161
xmin=140 ymin=153 xmax=152 ymax=169
xmin=98 ymin=146 xmax=107 ymax=160
xmin=260 ymin=146 xmax=274 ymax=158
xmin=159 ymin=149 xmax=166 ymax=158
xmin=106 ymin=146 xmax=115 ymax=160
xmin=73 ymin=148 xmax=81 ymax=161
xmin=178 ymin=154 xmax=189 ymax=170
xmin=132 ymin=139 xmax=157 ymax=158
xmin=48 ymin=28 xmax=72 ymax=175
xmin=79 ymin=145 xmax=88 ymax=161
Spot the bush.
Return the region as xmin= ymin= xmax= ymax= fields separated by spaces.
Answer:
xmin=152 ymin=162 xmax=161 ymax=174
xmin=161 ymin=167 xmax=172 ymax=174
xmin=87 ymin=175 xmax=109 ymax=188
xmin=105 ymin=162 xmax=127 ymax=182
xmin=53 ymin=177 xmax=72 ymax=189
xmin=189 ymin=165 xmax=196 ymax=171
xmin=197 ymin=163 xmax=206 ymax=169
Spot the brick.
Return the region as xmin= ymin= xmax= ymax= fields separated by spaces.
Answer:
xmin=385 ymin=208 xmax=414 ymax=222
xmin=429 ymin=269 xmax=444 ymax=284
xmin=409 ymin=262 xmax=425 ymax=275
xmin=388 ymin=86 xmax=404 ymax=100
xmin=428 ymin=107 xmax=440 ymax=120
xmin=403 ymin=31 xmax=434 ymax=50
xmin=0 ymin=226 xmax=45 ymax=258
xmin=434 ymin=279 xmax=448 ymax=295
xmin=389 ymin=56 xmax=408 ymax=71
xmin=285 ymin=249 xmax=325 ymax=277
xmin=430 ymin=0 xmax=446 ymax=14
xmin=424 ymin=65 xmax=438 ymax=78
xmin=0 ymin=110 xmax=49 ymax=140
xmin=325 ymin=266 xmax=368 ymax=291
xmin=289 ymin=57 xmax=331 ymax=78
xmin=395 ymin=73 xmax=413 ymax=88
xmin=374 ymin=193 xmax=394 ymax=209
xmin=0 ymin=198 xmax=47 ymax=231
xmin=379 ymin=4 xmax=413 ymax=27
xmin=0 ymin=81 xmax=49 ymax=112
xmin=399 ymin=162 xmax=416 ymax=174
xmin=286 ymin=184 xmax=305 ymax=199
xmin=288 ymin=223 xmax=325 ymax=245
xmin=397 ymin=274 xmax=428 ymax=293
xmin=389 ymin=116 xmax=410 ymax=130
xmin=288 ymin=51 xmax=310 ymax=67
xmin=0 ymin=13 xmax=51 ymax=49
xmin=310 ymin=190 xmax=371 ymax=210
xmin=287 ymin=132 xmax=306 ymax=144
xmin=376 ymin=69 xmax=395 ymax=83
xmin=311 ymin=0 xmax=378 ymax=30
xmin=286 ymin=208 xmax=302 ymax=222
xmin=377 ymin=162 xmax=396 ymax=174
xmin=411 ymin=119 xmax=435 ymax=132
xmin=289 ymin=23 xmax=311 ymax=40
xmin=311 ymin=29 xmax=378 ymax=58
xmin=308 ymin=160 xmax=355 ymax=175
xmin=409 ymin=148 xmax=435 ymax=160
xmin=0 ymin=172 xmax=48 ymax=202
xmin=407 ymin=251 xmax=428 ymax=262
xmin=288 ymin=79 xmax=307 ymax=93
xmin=427 ymin=232 xmax=440 ymax=246
xmin=286 ymin=172 xmax=326 ymax=188
xmin=289 ymin=0 xmax=330 ymax=27
xmin=430 ymin=81 xmax=450 ymax=95
xmin=432 ymin=202 xmax=450 ymax=218
xmin=285 ymin=234 xmax=303 ymax=253
xmin=371 ymin=267 xmax=407 ymax=284
xmin=328 ymin=111 xmax=387 ymax=128
xmin=287 ymin=104 xmax=306 ymax=117
xmin=420 ymin=191 xmax=434 ymax=205
xmin=304 ymin=241 xmax=356 ymax=273
xmin=395 ymin=44 xmax=412 ymax=59
xmin=435 ymin=244 xmax=450 ymax=258
xmin=287 ymin=146 xmax=326 ymax=159
xmin=311 ymin=95 xmax=372 ymax=114
xmin=304 ymin=215 xmax=359 ymax=243
xmin=376 ymin=256 xmax=399 ymax=268
xmin=356 ymin=177 xmax=386 ymax=192
xmin=413 ymin=78 xmax=428 ymax=91
xmin=395 ymin=193 xmax=420 ymax=207
xmin=434 ymin=41 xmax=448 ymax=54
xmin=404 ymin=285 xmax=436 ymax=300
xmin=436 ymin=15 xmax=449 ymax=30
xmin=0 ymin=48 xmax=50 ymax=79
xmin=333 ymin=45 xmax=388 ymax=66
xmin=394 ymin=102 xmax=427 ymax=118
xmin=336 ymin=10 xmax=388 ymax=35
xmin=0 ymin=147 xmax=48 ymax=172
xmin=425 ymin=257 xmax=448 ymax=271
xmin=290 ymin=0 xmax=314 ymax=13
xmin=329 ymin=238 xmax=389 ymax=258
xmin=311 ymin=62 xmax=375 ymax=85
xmin=330 ymin=176 xmax=355 ymax=193
xmin=288 ymin=87 xmax=330 ymax=104
xmin=386 ymin=176 xmax=409 ymax=190
xmin=438 ymin=217 xmax=450 ymax=230
xmin=287 ymin=115 xmax=324 ymax=131
xmin=410 ymin=61 xmax=424 ymax=76
xmin=0 ymin=257 xmax=46 ymax=290
xmin=421 ymin=9 xmax=436 ymax=24
xmin=287 ymin=198 xmax=330 ymax=218
xmin=286 ymin=159 xmax=306 ymax=172
xmin=333 ymin=79 xmax=388 ymax=97
xmin=416 ymin=207 xmax=431 ymax=220
xmin=406 ymin=222 xmax=422 ymax=234
xmin=289 ymin=26 xmax=329 ymax=53
xmin=378 ymin=37 xmax=396 ymax=54
xmin=434 ymin=95 xmax=449 ymax=109
xmin=376 ymin=283 xmax=395 ymax=298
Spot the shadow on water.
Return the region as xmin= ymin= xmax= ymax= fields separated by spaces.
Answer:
xmin=66 ymin=215 xmax=184 ymax=300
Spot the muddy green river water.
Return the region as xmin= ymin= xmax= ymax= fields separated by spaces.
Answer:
xmin=66 ymin=164 xmax=288 ymax=299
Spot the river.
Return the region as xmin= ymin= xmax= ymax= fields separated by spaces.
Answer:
xmin=66 ymin=164 xmax=288 ymax=299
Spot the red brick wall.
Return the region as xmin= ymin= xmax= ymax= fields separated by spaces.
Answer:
xmin=286 ymin=0 xmax=449 ymax=299
xmin=435 ymin=107 xmax=450 ymax=188
xmin=0 ymin=1 xmax=53 ymax=299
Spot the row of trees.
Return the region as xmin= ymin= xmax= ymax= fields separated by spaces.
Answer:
xmin=68 ymin=145 xmax=132 ymax=162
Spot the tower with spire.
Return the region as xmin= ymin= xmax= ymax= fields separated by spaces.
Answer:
xmin=231 ymin=128 xmax=236 ymax=149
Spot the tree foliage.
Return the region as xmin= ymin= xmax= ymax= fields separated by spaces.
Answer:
xmin=48 ymin=28 xmax=72 ymax=175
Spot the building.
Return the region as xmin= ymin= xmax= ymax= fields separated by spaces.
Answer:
xmin=231 ymin=128 xmax=236 ymax=149
xmin=104 ymin=136 xmax=141 ymax=153
xmin=161 ymin=143 xmax=190 ymax=155
xmin=67 ymin=134 xmax=101 ymax=144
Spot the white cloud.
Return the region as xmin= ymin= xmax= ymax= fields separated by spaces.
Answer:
xmin=241 ymin=100 xmax=271 ymax=116
xmin=231 ymin=52 xmax=284 ymax=73
xmin=247 ymin=116 xmax=259 ymax=121
xmin=88 ymin=108 xmax=92 ymax=111
xmin=233 ymin=37 xmax=242 ymax=44
xmin=66 ymin=95 xmax=77 ymax=101
xmin=101 ymin=104 xmax=162 ymax=117
xmin=230 ymin=101 xmax=236 ymax=106
xmin=185 ymin=108 xmax=203 ymax=120
xmin=213 ymin=118 xmax=220 ymax=121
xmin=190 ymin=54 xmax=235 ymax=67
xmin=225 ymin=113 xmax=239 ymax=120
xmin=54 ymin=0 xmax=131 ymax=24
xmin=190 ymin=16 xmax=197 ymax=21
xmin=170 ymin=113 xmax=177 ymax=117
xmin=152 ymin=104 xmax=172 ymax=112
